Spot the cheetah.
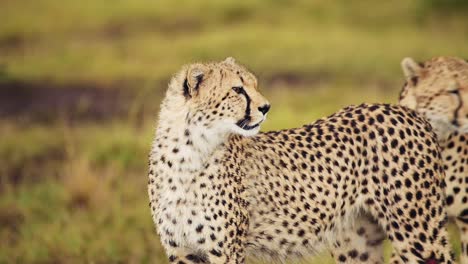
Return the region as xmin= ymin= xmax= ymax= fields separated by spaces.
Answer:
xmin=401 ymin=57 xmax=468 ymax=263
xmin=148 ymin=58 xmax=454 ymax=264
xmin=331 ymin=56 xmax=468 ymax=264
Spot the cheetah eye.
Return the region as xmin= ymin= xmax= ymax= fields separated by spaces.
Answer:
xmin=232 ymin=86 xmax=244 ymax=94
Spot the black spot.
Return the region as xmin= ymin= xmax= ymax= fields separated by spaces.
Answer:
xmin=395 ymin=232 xmax=404 ymax=241
xmin=297 ymin=229 xmax=305 ymax=237
xmin=210 ymin=249 xmax=222 ymax=257
xmin=348 ymin=250 xmax=358 ymax=258
xmin=376 ymin=114 xmax=385 ymax=123
xmin=168 ymin=240 xmax=178 ymax=247
xmin=414 ymin=242 xmax=424 ymax=251
xmin=446 ymin=195 xmax=454 ymax=206
xmin=186 ymin=254 xmax=208 ymax=263
xmin=338 ymin=254 xmax=347 ymax=262
xmin=210 ymin=233 xmax=217 ymax=241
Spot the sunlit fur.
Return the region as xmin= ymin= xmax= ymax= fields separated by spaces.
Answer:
xmin=333 ymin=56 xmax=468 ymax=264
xmin=148 ymin=59 xmax=453 ymax=264
xmin=400 ymin=56 xmax=468 ymax=264
xmin=399 ymin=56 xmax=468 ymax=140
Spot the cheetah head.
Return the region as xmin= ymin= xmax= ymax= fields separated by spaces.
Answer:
xmin=163 ymin=57 xmax=270 ymax=138
xmin=399 ymin=56 xmax=468 ymax=140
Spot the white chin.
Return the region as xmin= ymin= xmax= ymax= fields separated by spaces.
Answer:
xmin=230 ymin=124 xmax=261 ymax=137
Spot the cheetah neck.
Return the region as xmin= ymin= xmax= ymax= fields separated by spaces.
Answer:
xmin=150 ymin=89 xmax=237 ymax=247
xmin=151 ymin=81 xmax=231 ymax=174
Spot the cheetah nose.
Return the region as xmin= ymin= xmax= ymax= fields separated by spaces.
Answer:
xmin=258 ymin=104 xmax=271 ymax=115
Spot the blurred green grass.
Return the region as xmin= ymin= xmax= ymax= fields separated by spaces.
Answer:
xmin=0 ymin=0 xmax=467 ymax=263
xmin=2 ymin=0 xmax=468 ymax=83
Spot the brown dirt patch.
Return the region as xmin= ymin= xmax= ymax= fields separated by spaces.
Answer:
xmin=0 ymin=80 xmax=161 ymax=123
xmin=0 ymin=34 xmax=28 ymax=50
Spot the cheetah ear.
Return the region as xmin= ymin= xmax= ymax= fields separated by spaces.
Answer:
xmin=224 ymin=57 xmax=236 ymax=64
xmin=401 ymin=57 xmax=423 ymax=80
xmin=184 ymin=63 xmax=206 ymax=98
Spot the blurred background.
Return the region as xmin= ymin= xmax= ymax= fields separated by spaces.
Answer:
xmin=1 ymin=0 xmax=467 ymax=263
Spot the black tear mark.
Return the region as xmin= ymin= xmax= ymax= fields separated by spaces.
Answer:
xmin=234 ymin=86 xmax=257 ymax=130
xmin=236 ymin=87 xmax=251 ymax=118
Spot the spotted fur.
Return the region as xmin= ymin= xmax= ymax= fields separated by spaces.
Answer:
xmin=401 ymin=56 xmax=467 ymax=264
xmin=148 ymin=58 xmax=454 ymax=264
xmin=332 ymin=56 xmax=467 ymax=264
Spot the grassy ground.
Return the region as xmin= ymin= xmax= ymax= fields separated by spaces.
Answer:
xmin=1 ymin=0 xmax=467 ymax=263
